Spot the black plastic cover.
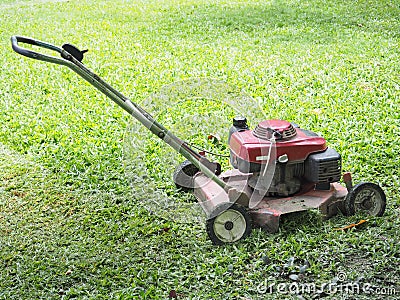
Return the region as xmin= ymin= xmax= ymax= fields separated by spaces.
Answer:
xmin=304 ymin=148 xmax=341 ymax=183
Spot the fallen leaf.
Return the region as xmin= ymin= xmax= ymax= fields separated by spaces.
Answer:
xmin=335 ymin=219 xmax=367 ymax=231
xmin=169 ymin=290 xmax=177 ymax=299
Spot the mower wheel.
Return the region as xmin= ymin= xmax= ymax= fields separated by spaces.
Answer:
xmin=206 ymin=203 xmax=252 ymax=245
xmin=344 ymin=182 xmax=386 ymax=217
xmin=173 ymin=160 xmax=199 ymax=192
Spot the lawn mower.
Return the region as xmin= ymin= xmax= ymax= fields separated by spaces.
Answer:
xmin=11 ymin=36 xmax=387 ymax=245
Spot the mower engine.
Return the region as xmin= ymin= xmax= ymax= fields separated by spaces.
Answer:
xmin=174 ymin=115 xmax=386 ymax=245
xmin=228 ymin=117 xmax=342 ymax=196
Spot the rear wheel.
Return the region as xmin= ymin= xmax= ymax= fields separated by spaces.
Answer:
xmin=206 ymin=203 xmax=252 ymax=245
xmin=344 ymin=182 xmax=386 ymax=217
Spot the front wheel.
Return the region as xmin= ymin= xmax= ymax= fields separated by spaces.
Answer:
xmin=206 ymin=203 xmax=252 ymax=245
xmin=344 ymin=182 xmax=386 ymax=217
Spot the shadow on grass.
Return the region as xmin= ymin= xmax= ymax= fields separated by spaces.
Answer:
xmin=149 ymin=1 xmax=400 ymax=43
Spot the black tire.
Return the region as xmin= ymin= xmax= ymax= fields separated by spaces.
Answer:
xmin=206 ymin=203 xmax=252 ymax=245
xmin=173 ymin=160 xmax=199 ymax=192
xmin=344 ymin=182 xmax=386 ymax=217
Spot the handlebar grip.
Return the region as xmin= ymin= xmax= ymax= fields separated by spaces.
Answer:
xmin=11 ymin=35 xmax=70 ymax=66
xmin=11 ymin=36 xmax=40 ymax=59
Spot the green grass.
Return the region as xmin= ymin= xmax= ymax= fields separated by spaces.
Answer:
xmin=1 ymin=0 xmax=400 ymax=299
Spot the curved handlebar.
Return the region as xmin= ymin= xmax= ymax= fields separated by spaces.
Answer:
xmin=11 ymin=35 xmax=76 ymax=67
xmin=10 ymin=35 xmax=230 ymax=193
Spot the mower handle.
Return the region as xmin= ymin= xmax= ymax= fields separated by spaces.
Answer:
xmin=11 ymin=36 xmax=75 ymax=67
xmin=11 ymin=35 xmax=234 ymax=195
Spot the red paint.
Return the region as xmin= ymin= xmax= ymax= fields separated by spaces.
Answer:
xmin=230 ymin=120 xmax=327 ymax=163
xmin=343 ymin=172 xmax=352 ymax=183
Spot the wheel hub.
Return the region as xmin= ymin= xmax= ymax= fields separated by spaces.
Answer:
xmin=355 ymin=190 xmax=377 ymax=212
xmin=361 ymin=198 xmax=373 ymax=210
xmin=224 ymin=221 xmax=234 ymax=231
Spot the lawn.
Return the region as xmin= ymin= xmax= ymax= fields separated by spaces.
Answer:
xmin=0 ymin=0 xmax=399 ymax=299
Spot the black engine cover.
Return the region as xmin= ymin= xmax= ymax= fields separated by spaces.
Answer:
xmin=304 ymin=148 xmax=341 ymax=183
